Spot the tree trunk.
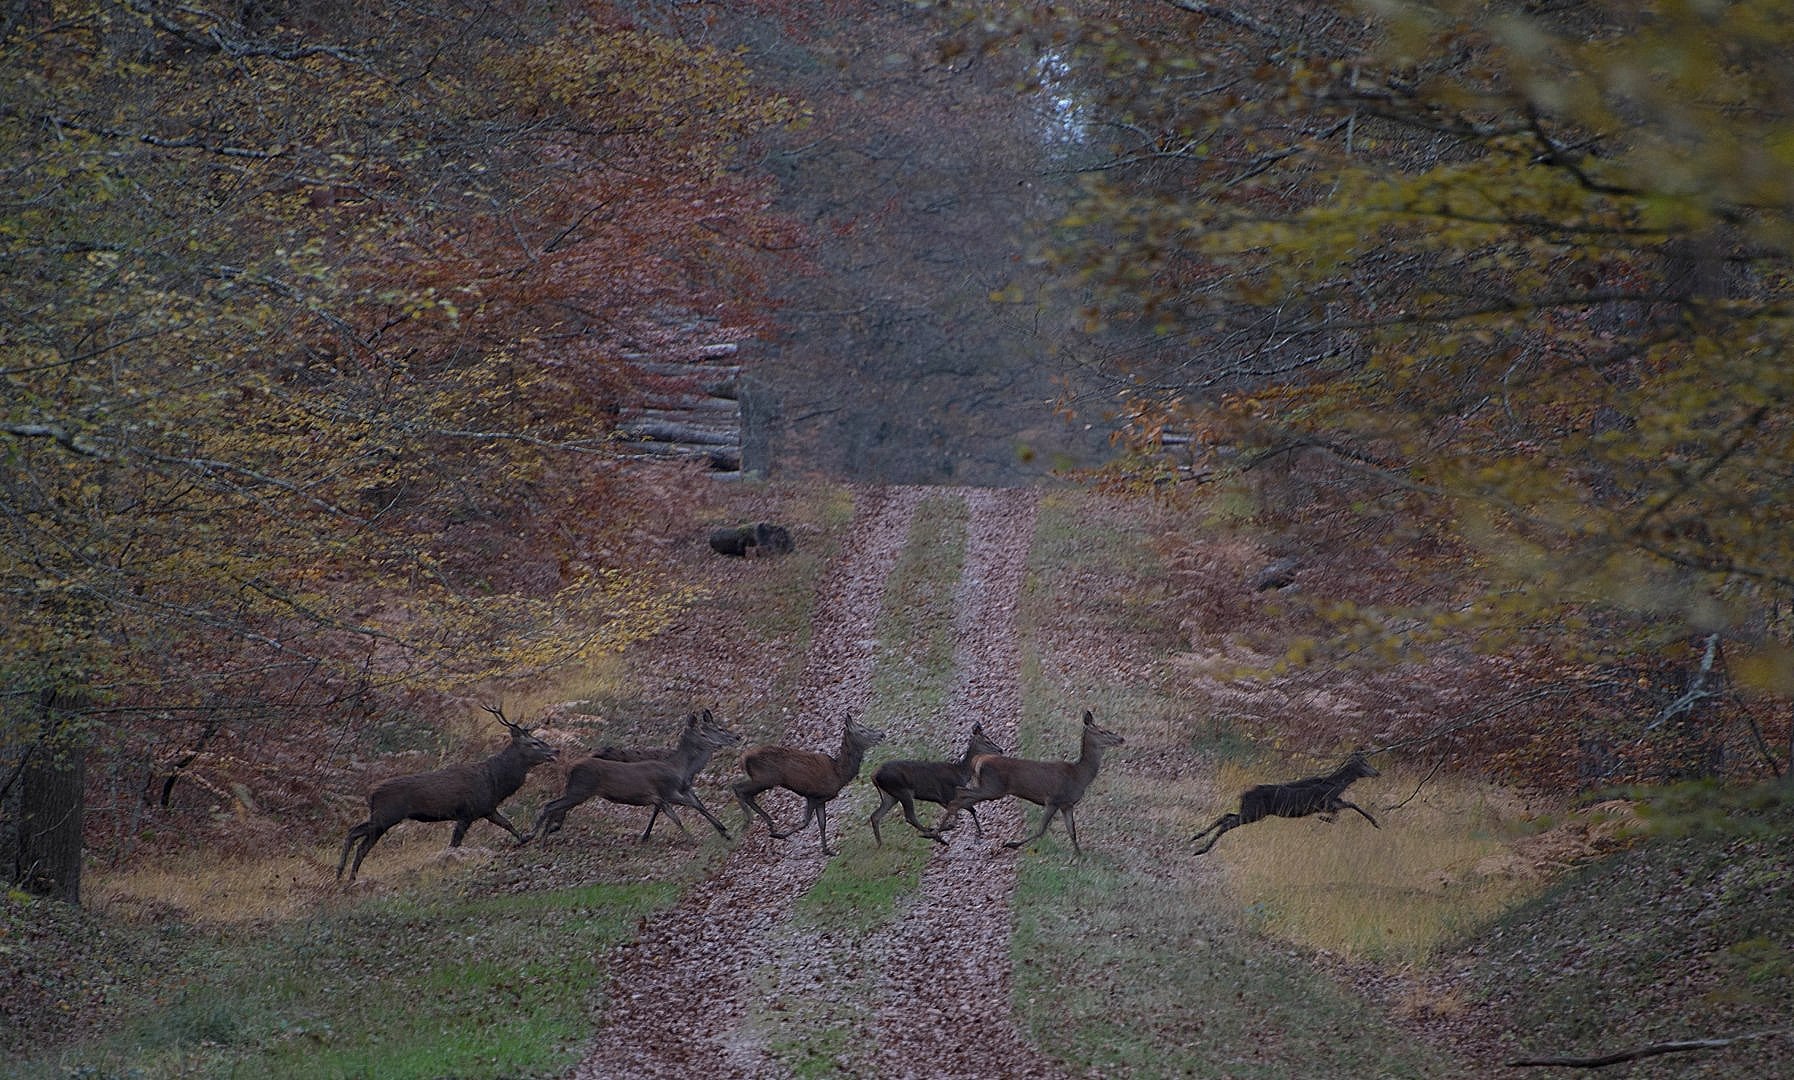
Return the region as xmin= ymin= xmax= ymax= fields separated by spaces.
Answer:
xmin=4 ymin=689 xmax=86 ymax=905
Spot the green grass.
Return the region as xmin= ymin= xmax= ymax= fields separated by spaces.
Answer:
xmin=1460 ymin=797 xmax=1794 ymax=1073
xmin=767 ymin=1024 xmax=851 ymax=1079
xmin=864 ymin=492 xmax=968 ymax=738
xmin=792 ymin=837 xmax=930 ymax=935
xmin=12 ymin=877 xmax=679 ymax=1079
xmin=1011 ymin=848 xmax=1448 ymax=1079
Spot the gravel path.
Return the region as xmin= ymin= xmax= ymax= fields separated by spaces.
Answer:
xmin=570 ymin=485 xmax=1058 ymax=1078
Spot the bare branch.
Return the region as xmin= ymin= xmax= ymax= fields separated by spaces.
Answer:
xmin=1508 ymin=1028 xmax=1791 ymax=1069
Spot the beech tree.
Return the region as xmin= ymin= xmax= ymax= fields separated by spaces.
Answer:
xmin=997 ymin=0 xmax=1794 ymax=778
xmin=1 ymin=0 xmax=801 ymax=898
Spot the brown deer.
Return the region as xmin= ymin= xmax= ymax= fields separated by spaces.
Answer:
xmin=733 ymin=715 xmax=885 ymax=856
xmin=868 ymin=722 xmax=1004 ymax=845
xmin=1190 ymin=748 xmax=1380 ymax=855
xmin=523 ymin=711 xmax=740 ymax=843
xmin=926 ymin=710 xmax=1124 ymax=856
xmin=336 ymin=704 xmax=557 ymax=883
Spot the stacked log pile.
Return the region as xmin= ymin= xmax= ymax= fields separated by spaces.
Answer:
xmin=617 ymin=343 xmax=747 ymax=475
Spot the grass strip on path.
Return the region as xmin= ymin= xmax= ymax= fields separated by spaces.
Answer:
xmin=761 ymin=492 xmax=970 ymax=1077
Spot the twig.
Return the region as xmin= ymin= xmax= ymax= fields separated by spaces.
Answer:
xmin=1507 ymin=1028 xmax=1790 ymax=1068
xmin=1642 ymin=632 xmax=1722 ymax=733
xmin=1383 ymin=754 xmax=1444 ymax=811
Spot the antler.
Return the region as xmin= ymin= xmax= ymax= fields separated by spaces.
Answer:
xmin=482 ymin=702 xmax=527 ymax=733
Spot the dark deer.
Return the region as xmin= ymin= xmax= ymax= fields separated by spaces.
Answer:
xmin=524 ymin=711 xmax=740 ymax=843
xmin=926 ymin=710 xmax=1124 ymax=856
xmin=733 ymin=715 xmax=885 ymax=855
xmin=1190 ymin=748 xmax=1381 ymax=855
xmin=868 ymin=722 xmax=1004 ymax=845
xmin=336 ymin=704 xmax=557 ymax=883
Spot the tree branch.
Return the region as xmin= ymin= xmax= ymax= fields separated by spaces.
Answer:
xmin=1507 ymin=1028 xmax=1790 ymax=1068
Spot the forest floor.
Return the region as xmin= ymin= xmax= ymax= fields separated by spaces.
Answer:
xmin=537 ymin=480 xmax=1792 ymax=1080
xmin=6 ymin=480 xmax=1791 ymax=1079
xmin=547 ymin=482 xmax=1473 ymax=1079
xmin=569 ymin=485 xmax=1064 ymax=1078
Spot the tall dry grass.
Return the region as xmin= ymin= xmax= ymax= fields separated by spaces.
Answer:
xmin=87 ymin=828 xmax=514 ymax=924
xmin=1202 ymin=760 xmax=1555 ymax=961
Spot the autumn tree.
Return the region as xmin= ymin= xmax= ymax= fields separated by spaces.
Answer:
xmin=0 ymin=0 xmax=802 ymax=899
xmin=990 ymin=0 xmax=1794 ymax=782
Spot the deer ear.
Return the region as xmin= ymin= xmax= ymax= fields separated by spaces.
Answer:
xmin=1083 ymin=710 xmax=1096 ymax=726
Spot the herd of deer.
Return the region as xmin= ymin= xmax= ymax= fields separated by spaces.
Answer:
xmin=335 ymin=705 xmax=1382 ymax=883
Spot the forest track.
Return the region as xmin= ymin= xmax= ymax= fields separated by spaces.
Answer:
xmin=570 ymin=485 xmax=1057 ymax=1079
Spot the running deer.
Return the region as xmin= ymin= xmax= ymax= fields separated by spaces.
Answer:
xmin=1190 ymin=748 xmax=1380 ymax=855
xmin=733 ymin=715 xmax=885 ymax=856
xmin=868 ymin=723 xmax=1004 ymax=845
xmin=925 ymin=710 xmax=1124 ymax=856
xmin=336 ymin=704 xmax=557 ymax=882
xmin=525 ymin=711 xmax=740 ymax=843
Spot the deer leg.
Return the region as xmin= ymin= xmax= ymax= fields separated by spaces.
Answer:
xmin=968 ymin=805 xmax=983 ymax=838
xmin=869 ymin=791 xmax=899 ymax=846
xmin=1004 ymin=805 xmax=1061 ymax=850
xmin=1336 ymin=799 xmax=1380 ymax=828
xmin=815 ymin=800 xmax=835 ymax=856
xmin=772 ymin=800 xmax=816 ymax=840
xmin=1061 ymin=805 xmax=1083 ymax=856
xmin=733 ymin=781 xmax=783 ymax=836
xmin=674 ymin=790 xmax=732 ymax=839
xmin=347 ymin=825 xmax=386 ymax=882
xmin=449 ymin=819 xmax=473 ymax=847
xmin=337 ymin=822 xmax=373 ymax=881
xmin=1191 ymin=813 xmax=1241 ymax=855
xmin=484 ymin=810 xmax=527 ymax=843
xmin=528 ymin=797 xmax=577 ymax=843
xmin=923 ymin=794 xmax=977 ymax=840
xmin=896 ymin=792 xmax=927 ymax=833
xmin=641 ymin=803 xmax=692 ymax=843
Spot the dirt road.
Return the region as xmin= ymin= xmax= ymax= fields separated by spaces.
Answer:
xmin=571 ymin=485 xmax=1062 ymax=1078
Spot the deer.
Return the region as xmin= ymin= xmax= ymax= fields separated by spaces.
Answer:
xmin=590 ymin=708 xmax=720 ymax=764
xmin=524 ymin=711 xmax=740 ymax=843
xmin=1190 ymin=748 xmax=1381 ymax=855
xmin=925 ymin=710 xmax=1124 ymax=856
xmin=733 ymin=715 xmax=885 ymax=856
xmin=868 ymin=722 xmax=1004 ymax=845
xmin=336 ymin=704 xmax=557 ymax=883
